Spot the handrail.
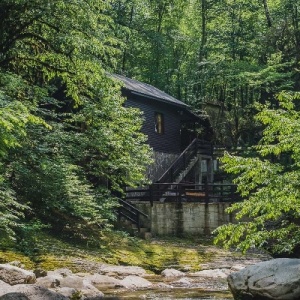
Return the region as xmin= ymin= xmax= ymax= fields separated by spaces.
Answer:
xmin=117 ymin=198 xmax=148 ymax=231
xmin=118 ymin=198 xmax=148 ymax=218
xmin=157 ymin=138 xmax=198 ymax=183
xmin=157 ymin=138 xmax=213 ymax=184
xmin=125 ymin=183 xmax=240 ymax=204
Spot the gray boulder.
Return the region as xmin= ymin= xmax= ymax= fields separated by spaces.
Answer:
xmin=59 ymin=275 xmax=104 ymax=299
xmin=33 ymin=268 xmax=47 ymax=278
xmin=161 ymin=268 xmax=185 ymax=278
xmin=85 ymin=274 xmax=124 ymax=289
xmin=0 ymin=279 xmax=11 ymax=290
xmin=120 ymin=275 xmax=152 ymax=289
xmin=0 ymin=264 xmax=36 ymax=285
xmin=53 ymin=287 xmax=76 ymax=298
xmin=0 ymin=284 xmax=68 ymax=300
xmin=190 ymin=269 xmax=229 ymax=279
xmin=36 ymin=274 xmax=63 ymax=288
xmin=99 ymin=265 xmax=147 ymax=277
xmin=228 ymin=258 xmax=300 ymax=300
xmin=48 ymin=268 xmax=72 ymax=278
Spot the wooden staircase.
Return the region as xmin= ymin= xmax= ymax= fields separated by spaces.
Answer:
xmin=155 ymin=139 xmax=213 ymax=201
xmin=157 ymin=138 xmax=213 ymax=184
xmin=117 ymin=198 xmax=151 ymax=239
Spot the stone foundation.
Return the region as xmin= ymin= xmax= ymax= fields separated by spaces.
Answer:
xmin=133 ymin=201 xmax=233 ymax=236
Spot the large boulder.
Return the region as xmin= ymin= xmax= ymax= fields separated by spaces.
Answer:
xmin=85 ymin=274 xmax=124 ymax=290
xmin=47 ymin=269 xmax=72 ymax=278
xmin=0 ymin=284 xmax=68 ymax=300
xmin=59 ymin=275 xmax=104 ymax=299
xmin=0 ymin=264 xmax=36 ymax=285
xmin=36 ymin=274 xmax=63 ymax=288
xmin=228 ymin=258 xmax=300 ymax=300
xmin=161 ymin=268 xmax=185 ymax=278
xmin=120 ymin=275 xmax=152 ymax=289
xmin=99 ymin=265 xmax=147 ymax=277
xmin=0 ymin=280 xmax=11 ymax=290
xmin=37 ymin=273 xmax=104 ymax=299
xmin=190 ymin=269 xmax=229 ymax=279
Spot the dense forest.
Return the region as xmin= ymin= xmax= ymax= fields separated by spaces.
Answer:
xmin=1 ymin=0 xmax=300 ymax=254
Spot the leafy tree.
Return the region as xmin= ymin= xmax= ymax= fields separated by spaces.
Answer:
xmin=112 ymin=0 xmax=300 ymax=147
xmin=214 ymin=91 xmax=300 ymax=255
xmin=0 ymin=72 xmax=45 ymax=238
xmin=0 ymin=0 xmax=152 ymax=238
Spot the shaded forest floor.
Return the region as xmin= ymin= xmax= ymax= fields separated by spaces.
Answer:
xmin=0 ymin=230 xmax=270 ymax=274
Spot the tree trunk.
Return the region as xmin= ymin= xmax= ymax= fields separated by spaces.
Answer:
xmin=121 ymin=5 xmax=134 ymax=72
xmin=199 ymin=0 xmax=207 ymax=61
xmin=263 ymin=0 xmax=272 ymax=28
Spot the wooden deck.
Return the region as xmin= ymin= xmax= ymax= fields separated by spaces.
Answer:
xmin=126 ymin=183 xmax=240 ymax=206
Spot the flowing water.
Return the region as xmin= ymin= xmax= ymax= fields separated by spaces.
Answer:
xmin=102 ymin=275 xmax=233 ymax=300
xmin=103 ymin=288 xmax=233 ymax=299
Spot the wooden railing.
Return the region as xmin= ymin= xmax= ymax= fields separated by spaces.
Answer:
xmin=157 ymin=139 xmax=213 ymax=184
xmin=117 ymin=198 xmax=148 ymax=231
xmin=126 ymin=183 xmax=240 ymax=205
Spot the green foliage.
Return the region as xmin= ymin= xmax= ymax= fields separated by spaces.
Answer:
xmin=0 ymin=0 xmax=152 ymax=241
xmin=214 ymin=92 xmax=300 ymax=255
xmin=112 ymin=0 xmax=300 ymax=147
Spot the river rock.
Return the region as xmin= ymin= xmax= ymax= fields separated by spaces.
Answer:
xmin=59 ymin=274 xmax=89 ymax=289
xmin=172 ymin=277 xmax=192 ymax=286
xmin=99 ymin=265 xmax=147 ymax=277
xmin=58 ymin=275 xmax=104 ymax=299
xmin=0 ymin=279 xmax=11 ymax=290
xmin=85 ymin=274 xmax=124 ymax=289
xmin=53 ymin=287 xmax=76 ymax=298
xmin=0 ymin=284 xmax=68 ymax=300
xmin=228 ymin=258 xmax=300 ymax=300
xmin=0 ymin=264 xmax=36 ymax=285
xmin=120 ymin=275 xmax=152 ymax=289
xmin=76 ymin=283 xmax=104 ymax=299
xmin=48 ymin=268 xmax=72 ymax=277
xmin=33 ymin=268 xmax=47 ymax=278
xmin=161 ymin=268 xmax=185 ymax=278
xmin=190 ymin=269 xmax=229 ymax=278
xmin=36 ymin=274 xmax=63 ymax=288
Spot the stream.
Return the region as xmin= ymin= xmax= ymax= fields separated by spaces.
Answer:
xmin=103 ymin=289 xmax=233 ymax=299
xmin=101 ymin=273 xmax=234 ymax=300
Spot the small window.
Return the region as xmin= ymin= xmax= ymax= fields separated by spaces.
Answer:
xmin=155 ymin=112 xmax=164 ymax=134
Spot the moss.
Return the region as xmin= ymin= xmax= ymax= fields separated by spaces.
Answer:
xmin=0 ymin=251 xmax=35 ymax=269
xmin=0 ymin=230 xmax=231 ymax=274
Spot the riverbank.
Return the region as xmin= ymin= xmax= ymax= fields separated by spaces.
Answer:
xmin=0 ymin=231 xmax=271 ymax=299
xmin=0 ymin=231 xmax=271 ymax=274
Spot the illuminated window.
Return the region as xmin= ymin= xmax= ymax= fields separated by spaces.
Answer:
xmin=155 ymin=112 xmax=164 ymax=134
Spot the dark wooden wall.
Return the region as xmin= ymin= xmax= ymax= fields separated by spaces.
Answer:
xmin=124 ymin=92 xmax=182 ymax=154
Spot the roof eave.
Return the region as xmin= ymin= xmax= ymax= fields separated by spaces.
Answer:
xmin=129 ymin=90 xmax=188 ymax=109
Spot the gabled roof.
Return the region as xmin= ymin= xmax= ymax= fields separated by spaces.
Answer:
xmin=113 ymin=74 xmax=189 ymax=108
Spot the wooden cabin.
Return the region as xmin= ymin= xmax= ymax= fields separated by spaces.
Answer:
xmin=113 ymin=74 xmax=214 ymax=183
xmin=113 ymin=75 xmax=239 ymax=237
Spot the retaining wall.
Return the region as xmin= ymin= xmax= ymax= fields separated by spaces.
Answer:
xmin=133 ymin=201 xmax=233 ymax=236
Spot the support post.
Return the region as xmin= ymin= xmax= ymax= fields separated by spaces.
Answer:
xmin=207 ymin=158 xmax=214 ymax=183
xmin=195 ymin=154 xmax=202 ymax=187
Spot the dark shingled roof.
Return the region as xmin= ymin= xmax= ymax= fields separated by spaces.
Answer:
xmin=113 ymin=74 xmax=189 ymax=108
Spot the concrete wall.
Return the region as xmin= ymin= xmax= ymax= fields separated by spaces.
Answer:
xmin=134 ymin=201 xmax=233 ymax=236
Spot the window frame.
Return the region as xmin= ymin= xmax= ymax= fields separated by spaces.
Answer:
xmin=154 ymin=112 xmax=164 ymax=134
